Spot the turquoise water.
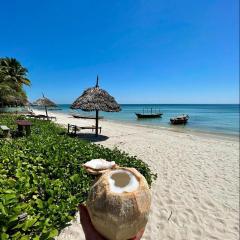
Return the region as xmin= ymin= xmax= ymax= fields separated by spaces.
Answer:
xmin=48 ymin=104 xmax=239 ymax=136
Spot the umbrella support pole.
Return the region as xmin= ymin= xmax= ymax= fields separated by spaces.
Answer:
xmin=45 ymin=106 xmax=48 ymax=118
xmin=95 ymin=110 xmax=99 ymax=137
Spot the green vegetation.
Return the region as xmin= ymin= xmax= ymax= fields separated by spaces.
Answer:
xmin=0 ymin=58 xmax=30 ymax=107
xmin=0 ymin=114 xmax=156 ymax=239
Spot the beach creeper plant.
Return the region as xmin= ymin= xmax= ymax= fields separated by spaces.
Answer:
xmin=0 ymin=114 xmax=156 ymax=239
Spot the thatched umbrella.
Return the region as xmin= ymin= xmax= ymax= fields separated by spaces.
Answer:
xmin=23 ymin=100 xmax=32 ymax=106
xmin=33 ymin=94 xmax=57 ymax=117
xmin=71 ymin=76 xmax=121 ymax=136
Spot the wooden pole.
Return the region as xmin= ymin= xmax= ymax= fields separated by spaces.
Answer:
xmin=95 ymin=110 xmax=99 ymax=137
xmin=45 ymin=106 xmax=48 ymax=117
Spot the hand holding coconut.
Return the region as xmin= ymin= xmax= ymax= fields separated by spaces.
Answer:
xmin=79 ymin=205 xmax=145 ymax=240
xmin=81 ymin=159 xmax=151 ymax=240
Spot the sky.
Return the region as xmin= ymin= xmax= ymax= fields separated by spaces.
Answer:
xmin=0 ymin=0 xmax=239 ymax=104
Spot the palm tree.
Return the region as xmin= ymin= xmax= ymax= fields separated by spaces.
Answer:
xmin=0 ymin=57 xmax=30 ymax=106
xmin=0 ymin=57 xmax=30 ymax=87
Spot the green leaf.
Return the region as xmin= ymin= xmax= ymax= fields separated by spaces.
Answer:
xmin=36 ymin=199 xmax=43 ymax=209
xmin=1 ymin=233 xmax=9 ymax=240
xmin=22 ymin=217 xmax=38 ymax=231
xmin=3 ymin=189 xmax=15 ymax=193
xmin=20 ymin=236 xmax=30 ymax=240
xmin=12 ymin=223 xmax=24 ymax=230
xmin=16 ymin=169 xmax=23 ymax=178
xmin=0 ymin=202 xmax=8 ymax=215
xmin=48 ymin=229 xmax=58 ymax=238
xmin=2 ymin=193 xmax=17 ymax=204
xmin=9 ymin=215 xmax=18 ymax=223
xmin=70 ymin=174 xmax=80 ymax=183
xmin=11 ymin=231 xmax=21 ymax=239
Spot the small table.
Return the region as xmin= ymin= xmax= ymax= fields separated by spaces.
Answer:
xmin=16 ymin=120 xmax=32 ymax=136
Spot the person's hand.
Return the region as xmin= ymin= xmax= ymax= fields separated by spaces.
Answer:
xmin=79 ymin=204 xmax=145 ymax=240
xmin=79 ymin=204 xmax=105 ymax=240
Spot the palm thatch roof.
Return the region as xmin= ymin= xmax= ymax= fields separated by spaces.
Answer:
xmin=23 ymin=100 xmax=32 ymax=106
xmin=0 ymin=95 xmax=28 ymax=106
xmin=33 ymin=97 xmax=57 ymax=107
xmin=71 ymin=79 xmax=121 ymax=112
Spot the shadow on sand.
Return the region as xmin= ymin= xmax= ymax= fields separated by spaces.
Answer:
xmin=67 ymin=133 xmax=109 ymax=142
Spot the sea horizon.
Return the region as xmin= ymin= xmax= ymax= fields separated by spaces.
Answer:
xmin=56 ymin=103 xmax=239 ymax=105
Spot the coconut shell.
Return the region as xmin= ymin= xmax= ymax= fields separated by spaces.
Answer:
xmin=83 ymin=167 xmax=110 ymax=175
xmin=86 ymin=167 xmax=151 ymax=240
xmin=82 ymin=159 xmax=117 ymax=175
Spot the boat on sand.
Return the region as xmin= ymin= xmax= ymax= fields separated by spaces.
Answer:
xmin=72 ymin=114 xmax=104 ymax=119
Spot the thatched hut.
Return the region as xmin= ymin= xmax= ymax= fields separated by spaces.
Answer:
xmin=71 ymin=76 xmax=121 ymax=136
xmin=0 ymin=94 xmax=28 ymax=107
xmin=33 ymin=95 xmax=57 ymax=117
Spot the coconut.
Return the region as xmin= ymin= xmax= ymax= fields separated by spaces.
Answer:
xmin=86 ymin=167 xmax=151 ymax=240
xmin=83 ymin=159 xmax=117 ymax=175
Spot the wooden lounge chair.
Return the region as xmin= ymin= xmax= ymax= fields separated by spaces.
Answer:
xmin=47 ymin=116 xmax=57 ymax=121
xmin=67 ymin=124 xmax=102 ymax=135
xmin=0 ymin=125 xmax=11 ymax=138
xmin=34 ymin=115 xmax=57 ymax=121
xmin=25 ymin=112 xmax=36 ymax=118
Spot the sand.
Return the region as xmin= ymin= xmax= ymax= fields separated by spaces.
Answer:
xmin=33 ymin=110 xmax=239 ymax=240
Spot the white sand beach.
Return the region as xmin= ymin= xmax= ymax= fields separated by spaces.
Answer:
xmin=33 ymin=110 xmax=239 ymax=240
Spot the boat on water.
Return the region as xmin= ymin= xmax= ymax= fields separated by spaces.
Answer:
xmin=135 ymin=108 xmax=163 ymax=119
xmin=48 ymin=108 xmax=62 ymax=111
xmin=72 ymin=114 xmax=104 ymax=119
xmin=170 ymin=114 xmax=189 ymax=124
xmin=135 ymin=113 xmax=163 ymax=118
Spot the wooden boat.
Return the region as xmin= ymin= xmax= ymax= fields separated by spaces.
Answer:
xmin=48 ymin=108 xmax=62 ymax=111
xmin=135 ymin=108 xmax=163 ymax=119
xmin=135 ymin=113 xmax=163 ymax=118
xmin=170 ymin=115 xmax=189 ymax=124
xmin=72 ymin=114 xmax=104 ymax=119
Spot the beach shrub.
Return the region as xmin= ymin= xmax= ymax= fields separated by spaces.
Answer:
xmin=0 ymin=114 xmax=156 ymax=239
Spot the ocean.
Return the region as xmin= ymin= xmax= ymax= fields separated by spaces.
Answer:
xmin=49 ymin=104 xmax=239 ymax=136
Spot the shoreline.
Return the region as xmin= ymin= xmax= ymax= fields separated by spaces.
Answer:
xmin=104 ymin=118 xmax=239 ymax=141
xmin=47 ymin=109 xmax=239 ymax=141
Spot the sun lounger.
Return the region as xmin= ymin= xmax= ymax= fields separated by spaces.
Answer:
xmin=26 ymin=113 xmax=36 ymax=118
xmin=34 ymin=115 xmax=57 ymax=121
xmin=0 ymin=125 xmax=11 ymax=138
xmin=67 ymin=124 xmax=102 ymax=135
xmin=46 ymin=116 xmax=57 ymax=121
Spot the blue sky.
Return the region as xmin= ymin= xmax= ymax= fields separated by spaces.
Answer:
xmin=0 ymin=0 xmax=238 ymax=104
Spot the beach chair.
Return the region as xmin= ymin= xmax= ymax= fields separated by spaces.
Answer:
xmin=25 ymin=112 xmax=36 ymax=119
xmin=48 ymin=116 xmax=57 ymax=121
xmin=67 ymin=124 xmax=102 ymax=135
xmin=0 ymin=125 xmax=11 ymax=138
xmin=35 ymin=115 xmax=56 ymax=121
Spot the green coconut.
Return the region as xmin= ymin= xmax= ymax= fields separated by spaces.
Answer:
xmin=86 ymin=167 xmax=151 ymax=240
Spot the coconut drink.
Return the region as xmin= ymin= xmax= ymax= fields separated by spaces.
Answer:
xmin=85 ymin=165 xmax=151 ymax=240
